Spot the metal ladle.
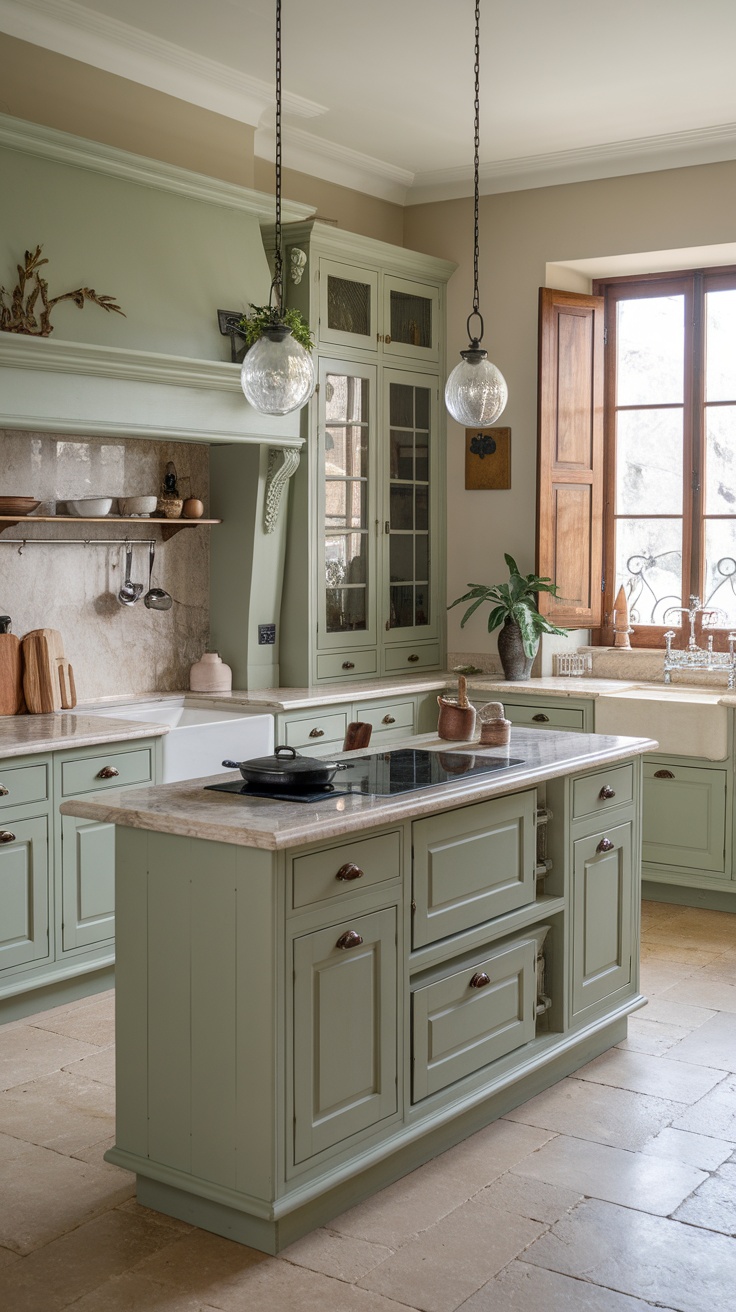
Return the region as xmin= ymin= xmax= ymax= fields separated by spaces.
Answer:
xmin=143 ymin=541 xmax=173 ymax=611
xmin=118 ymin=544 xmax=143 ymax=605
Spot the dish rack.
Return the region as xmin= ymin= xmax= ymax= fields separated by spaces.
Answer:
xmin=552 ymin=652 xmax=593 ymax=677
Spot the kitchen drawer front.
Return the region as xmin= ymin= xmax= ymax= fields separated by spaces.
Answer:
xmin=60 ymin=746 xmax=154 ymax=798
xmin=412 ymin=935 xmax=538 ymax=1101
xmin=0 ymin=814 xmax=50 ymax=972
xmin=573 ymin=763 xmax=634 ymax=820
xmin=316 ymin=650 xmax=378 ymax=680
xmin=0 ymin=760 xmax=49 ymax=811
xmin=291 ymin=830 xmax=401 ymax=913
xmin=383 ymin=644 xmax=440 ymax=673
xmin=283 ymin=709 xmax=349 ymax=751
xmin=643 ymin=761 xmax=728 ymax=874
xmin=412 ymin=790 xmax=536 ymax=948
xmin=358 ymin=700 xmax=415 ymax=734
xmin=503 ymin=701 xmax=585 ymax=731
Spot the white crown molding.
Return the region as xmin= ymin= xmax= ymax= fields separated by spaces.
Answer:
xmin=255 ymin=125 xmax=414 ymax=206
xmin=0 ymin=0 xmax=326 ymax=126
xmin=0 ymin=333 xmax=243 ymax=390
xmin=0 ymin=114 xmax=315 ymax=222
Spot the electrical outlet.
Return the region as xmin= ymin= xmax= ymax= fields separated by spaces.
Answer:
xmin=258 ymin=624 xmax=276 ymax=646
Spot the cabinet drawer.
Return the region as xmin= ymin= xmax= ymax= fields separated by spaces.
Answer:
xmin=643 ymin=761 xmax=728 ymax=874
xmin=316 ymin=650 xmax=378 ymax=680
xmin=0 ymin=760 xmax=49 ymax=810
xmin=573 ymin=763 xmax=634 ymax=819
xmin=412 ymin=934 xmax=539 ymax=1101
xmin=412 ymin=791 xmax=536 ymax=948
xmin=504 ymin=702 xmax=585 ymax=731
xmin=291 ymin=830 xmax=401 ymax=912
xmin=384 ymin=644 xmax=440 ymax=673
xmin=359 ymin=700 xmax=415 ymax=734
xmin=60 ymin=746 xmax=153 ymax=797
xmin=283 ymin=710 xmax=349 ymax=751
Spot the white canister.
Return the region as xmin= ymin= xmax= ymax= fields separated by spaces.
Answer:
xmin=189 ymin=652 xmax=232 ymax=692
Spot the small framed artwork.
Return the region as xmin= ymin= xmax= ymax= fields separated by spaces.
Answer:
xmin=464 ymin=426 xmax=511 ymax=490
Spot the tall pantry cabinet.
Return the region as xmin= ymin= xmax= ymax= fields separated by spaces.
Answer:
xmin=274 ymin=222 xmax=456 ymax=686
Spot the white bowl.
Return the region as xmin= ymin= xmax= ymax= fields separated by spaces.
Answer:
xmin=68 ymin=497 xmax=113 ymax=517
xmin=118 ymin=496 xmax=158 ymax=517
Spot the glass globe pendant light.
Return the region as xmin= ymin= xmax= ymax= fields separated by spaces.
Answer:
xmin=241 ymin=0 xmax=315 ymax=416
xmin=445 ymin=0 xmax=508 ymax=428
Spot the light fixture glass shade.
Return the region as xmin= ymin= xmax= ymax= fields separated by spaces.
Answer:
xmin=240 ymin=329 xmax=315 ymax=416
xmin=445 ymin=353 xmax=508 ymax=427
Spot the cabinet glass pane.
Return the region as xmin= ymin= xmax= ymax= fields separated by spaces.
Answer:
xmin=388 ymin=380 xmax=431 ymax=630
xmin=326 ymin=427 xmax=367 ymax=480
xmin=616 ymin=296 xmax=684 ymax=406
xmin=390 ymin=289 xmax=432 ymax=350
xmin=706 ymin=288 xmax=736 ymax=402
xmin=416 ymin=534 xmax=429 ymax=580
xmin=390 ymin=431 xmax=414 ymax=480
xmin=326 ymin=587 xmax=367 ymax=632
xmin=326 ymin=480 xmax=367 ymax=529
xmin=326 ymin=533 xmax=368 ymax=584
xmin=324 ymin=371 xmax=370 ymax=635
xmin=390 ymin=486 xmax=413 ymax=529
xmin=326 ymin=276 xmax=371 ymax=337
xmin=416 ymin=486 xmax=428 ymax=530
xmin=390 ymin=586 xmax=414 ymax=628
xmin=390 ymin=384 xmax=414 ymax=427
xmin=390 ymin=535 xmax=414 ymax=582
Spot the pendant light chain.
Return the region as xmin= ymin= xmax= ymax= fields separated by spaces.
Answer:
xmin=272 ymin=0 xmax=283 ymax=310
xmin=472 ymin=0 xmax=480 ymax=325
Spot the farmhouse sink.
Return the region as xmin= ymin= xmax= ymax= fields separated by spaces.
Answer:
xmin=80 ymin=698 xmax=274 ymax=783
xmin=594 ymin=685 xmax=728 ymax=760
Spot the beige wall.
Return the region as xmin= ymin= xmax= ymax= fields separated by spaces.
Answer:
xmin=254 ymin=159 xmax=404 ymax=245
xmin=405 ymin=160 xmax=736 ymax=655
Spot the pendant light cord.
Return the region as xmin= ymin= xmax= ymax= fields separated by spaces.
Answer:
xmin=272 ymin=0 xmax=283 ymax=311
xmin=468 ymin=0 xmax=484 ymax=344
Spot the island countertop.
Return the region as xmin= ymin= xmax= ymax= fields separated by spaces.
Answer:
xmin=59 ymin=727 xmax=656 ymax=851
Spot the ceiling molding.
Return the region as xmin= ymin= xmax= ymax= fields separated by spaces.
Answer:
xmin=0 ymin=0 xmax=326 ymax=126
xmin=255 ymin=125 xmax=414 ymax=206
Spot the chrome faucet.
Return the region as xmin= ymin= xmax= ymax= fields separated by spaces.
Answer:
xmin=662 ymin=596 xmax=736 ymax=686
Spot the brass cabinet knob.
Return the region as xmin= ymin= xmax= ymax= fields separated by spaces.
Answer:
xmin=335 ymin=862 xmax=364 ymax=882
xmin=469 ymin=971 xmax=491 ymax=988
xmin=308 ymin=728 xmax=325 ymax=738
xmin=532 ymin=713 xmax=550 ymax=723
xmin=0 ymin=830 xmax=16 ymax=844
xmin=336 ymin=929 xmax=364 ymax=950
xmin=385 ymin=334 xmax=392 ymax=344
xmin=596 ymin=837 xmax=615 ymax=853
xmin=96 ymin=766 xmax=120 ymax=779
xmin=407 ymin=653 xmax=419 ymax=663
xmin=0 ymin=784 xmax=8 ymax=797
xmin=382 ymin=714 xmax=396 ymax=724
xmin=598 ymin=785 xmax=616 ymax=800
xmin=342 ymin=661 xmax=355 ymax=670
xmin=654 ymin=769 xmax=675 ymax=779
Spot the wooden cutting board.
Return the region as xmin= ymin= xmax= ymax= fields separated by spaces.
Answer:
xmin=0 ymin=633 xmax=26 ymax=715
xmin=22 ymin=628 xmax=77 ymax=713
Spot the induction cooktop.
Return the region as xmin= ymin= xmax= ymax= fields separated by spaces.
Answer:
xmin=334 ymin=747 xmax=523 ymax=796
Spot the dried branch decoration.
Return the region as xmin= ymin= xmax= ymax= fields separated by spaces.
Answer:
xmin=0 ymin=245 xmax=125 ymax=336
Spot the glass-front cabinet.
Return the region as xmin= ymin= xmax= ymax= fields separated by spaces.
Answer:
xmin=385 ymin=372 xmax=438 ymax=645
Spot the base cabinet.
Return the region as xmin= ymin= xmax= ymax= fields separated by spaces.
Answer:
xmin=59 ymin=814 xmax=116 ymax=952
xmin=643 ymin=759 xmax=728 ymax=876
xmin=572 ymin=819 xmax=634 ymax=1015
xmin=0 ymin=814 xmax=50 ymax=971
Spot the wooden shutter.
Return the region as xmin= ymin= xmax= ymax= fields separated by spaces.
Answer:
xmin=536 ymin=287 xmax=604 ymax=628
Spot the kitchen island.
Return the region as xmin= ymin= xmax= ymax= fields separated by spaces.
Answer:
xmin=61 ymin=726 xmax=654 ymax=1253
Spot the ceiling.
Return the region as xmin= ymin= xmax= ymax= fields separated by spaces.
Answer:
xmin=3 ymin=0 xmax=736 ymax=203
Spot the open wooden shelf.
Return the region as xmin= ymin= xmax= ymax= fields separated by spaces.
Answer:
xmin=0 ymin=515 xmax=221 ymax=541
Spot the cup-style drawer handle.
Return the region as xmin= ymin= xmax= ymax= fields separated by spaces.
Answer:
xmin=0 ymin=830 xmax=16 ymax=844
xmin=598 ymin=785 xmax=616 ymax=800
xmin=96 ymin=766 xmax=120 ymax=779
xmin=469 ymin=971 xmax=491 ymax=989
xmin=596 ymin=837 xmax=615 ymax=853
xmin=342 ymin=661 xmax=355 ymax=670
xmin=407 ymin=653 xmax=420 ymax=663
xmin=654 ymin=769 xmax=675 ymax=779
xmin=335 ymin=862 xmax=364 ymax=882
xmin=532 ymin=713 xmax=550 ymax=723
xmin=308 ymin=728 xmax=325 ymax=738
xmin=382 ymin=714 xmax=396 ymax=724
xmin=0 ymin=784 xmax=8 ymax=797
xmin=336 ymin=929 xmax=364 ymax=950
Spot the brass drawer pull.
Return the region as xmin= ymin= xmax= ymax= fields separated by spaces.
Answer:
xmin=336 ymin=929 xmax=364 ymax=950
xmin=308 ymin=728 xmax=325 ymax=738
xmin=596 ymin=837 xmax=615 ymax=853
xmin=407 ymin=653 xmax=419 ymax=663
xmin=0 ymin=830 xmax=16 ymax=844
xmin=385 ymin=334 xmax=392 ymax=344
xmin=532 ymin=713 xmax=550 ymax=723
xmin=382 ymin=714 xmax=396 ymax=724
xmin=469 ymin=971 xmax=491 ymax=989
xmin=342 ymin=661 xmax=355 ymax=670
xmin=335 ymin=862 xmax=364 ymax=882
xmin=0 ymin=785 xmax=8 ymax=797
xmin=654 ymin=769 xmax=675 ymax=779
xmin=598 ymin=785 xmax=616 ymax=800
xmin=96 ymin=766 xmax=120 ymax=779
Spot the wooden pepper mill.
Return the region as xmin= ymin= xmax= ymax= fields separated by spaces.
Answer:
xmin=437 ymin=675 xmax=477 ymax=741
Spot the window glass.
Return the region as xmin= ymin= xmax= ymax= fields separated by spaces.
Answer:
xmin=616 ymin=296 xmax=684 ymax=406
xmin=706 ymin=288 xmax=736 ymax=402
xmin=615 ymin=409 xmax=683 ymax=516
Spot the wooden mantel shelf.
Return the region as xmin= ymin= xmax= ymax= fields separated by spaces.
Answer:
xmin=0 ymin=515 xmax=221 ymax=541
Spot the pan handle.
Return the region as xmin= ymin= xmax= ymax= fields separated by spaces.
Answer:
xmin=222 ymin=760 xmax=239 ymax=769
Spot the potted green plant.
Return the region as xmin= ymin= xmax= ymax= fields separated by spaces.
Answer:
xmin=448 ymin=553 xmax=568 ymax=680
xmin=238 ymin=303 xmax=314 ymax=352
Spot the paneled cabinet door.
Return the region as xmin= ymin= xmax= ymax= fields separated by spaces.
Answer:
xmin=60 ymin=815 xmax=115 ymax=952
xmin=318 ymin=259 xmax=378 ymax=352
xmin=382 ymin=275 xmax=440 ymax=363
xmin=292 ymin=906 xmax=398 ymax=1164
xmin=572 ymin=820 xmax=634 ymax=1015
xmin=383 ymin=370 xmax=439 ymax=645
xmin=0 ymin=815 xmax=49 ymax=971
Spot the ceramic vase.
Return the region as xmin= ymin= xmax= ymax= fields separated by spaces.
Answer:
xmin=497 ymin=618 xmax=537 ymax=680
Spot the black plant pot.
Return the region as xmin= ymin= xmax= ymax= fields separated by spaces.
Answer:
xmin=497 ymin=618 xmax=537 ymax=680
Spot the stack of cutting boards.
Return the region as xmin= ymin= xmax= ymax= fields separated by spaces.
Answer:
xmin=0 ymin=628 xmax=76 ymax=715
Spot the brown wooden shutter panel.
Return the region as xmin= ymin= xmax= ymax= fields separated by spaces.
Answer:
xmin=536 ymin=287 xmax=605 ymax=629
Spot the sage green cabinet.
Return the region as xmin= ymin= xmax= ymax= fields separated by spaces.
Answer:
xmin=275 ymin=688 xmax=439 ymax=756
xmin=0 ymin=814 xmax=50 ymax=971
xmin=572 ymin=819 xmax=634 ymax=1015
xmin=59 ymin=814 xmax=116 ymax=952
xmin=643 ymin=759 xmax=728 ymax=877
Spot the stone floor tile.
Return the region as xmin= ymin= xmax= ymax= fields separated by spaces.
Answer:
xmin=64 ymin=1043 xmax=116 ymax=1085
xmin=672 ymin=1072 xmax=736 ymax=1141
xmin=115 ymin=1199 xmax=195 ymax=1233
xmin=67 ymin=1270 xmax=223 ymax=1310
xmin=635 ymin=996 xmax=716 ymax=1028
xmin=357 ymin=1190 xmax=545 ymax=1312
xmin=573 ymin=1046 xmax=724 ymax=1102
xmin=521 ymin=1196 xmax=736 ymax=1312
xmin=640 ymin=942 xmax=720 ymax=968
xmin=640 ymin=1125 xmax=734 ymax=1171
xmin=616 ymin=1015 xmax=692 ymax=1056
xmin=468 ymin=1171 xmax=580 ymax=1224
xmin=281 ymin=1227 xmax=394 ymax=1281
xmin=511 ymin=1133 xmax=706 ymax=1214
xmin=456 ymin=1259 xmax=679 ymax=1312
xmin=639 ymin=961 xmax=697 ymax=995
xmin=0 ymin=1140 xmax=134 ymax=1255
xmin=672 ymin=1161 xmax=736 ymax=1234
xmin=134 ymin=1228 xmax=269 ymax=1299
xmin=0 ymin=1068 xmax=114 ymax=1155
xmin=666 ymin=1012 xmax=736 ymax=1072
xmin=659 ymin=975 xmax=736 ymax=1015
xmin=72 ymin=1135 xmax=132 ymax=1176
xmin=503 ymin=1073 xmax=681 ymax=1150
xmin=0 ymin=1246 xmax=21 ymax=1270
xmin=0 ymin=1024 xmax=99 ymax=1092
xmin=27 ymin=991 xmax=115 ymax=1047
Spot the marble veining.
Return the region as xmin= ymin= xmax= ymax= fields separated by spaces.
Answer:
xmin=0 ymin=712 xmax=167 ymax=758
xmin=59 ymin=727 xmax=655 ymax=850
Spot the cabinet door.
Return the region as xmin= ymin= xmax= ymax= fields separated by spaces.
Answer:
xmin=383 ymin=370 xmax=439 ymax=645
xmin=317 ymin=358 xmax=378 ymax=653
xmin=293 ymin=907 xmax=397 ymax=1163
xmin=60 ymin=814 xmax=115 ymax=951
xmin=643 ymin=761 xmax=727 ymax=875
xmin=572 ymin=820 xmax=633 ymax=1015
xmin=383 ymin=275 xmax=440 ymax=363
xmin=318 ymin=259 xmax=378 ymax=352
xmin=0 ymin=815 xmax=50 ymax=971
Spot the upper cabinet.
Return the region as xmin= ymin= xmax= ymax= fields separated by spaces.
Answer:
xmin=275 ymin=222 xmax=455 ymax=686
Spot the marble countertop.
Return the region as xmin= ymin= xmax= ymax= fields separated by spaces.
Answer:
xmin=60 ymin=727 xmax=655 ymax=851
xmin=0 ymin=712 xmax=168 ymax=759
xmin=467 ymin=676 xmax=736 ymax=704
xmin=189 ymin=673 xmax=452 ymax=712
